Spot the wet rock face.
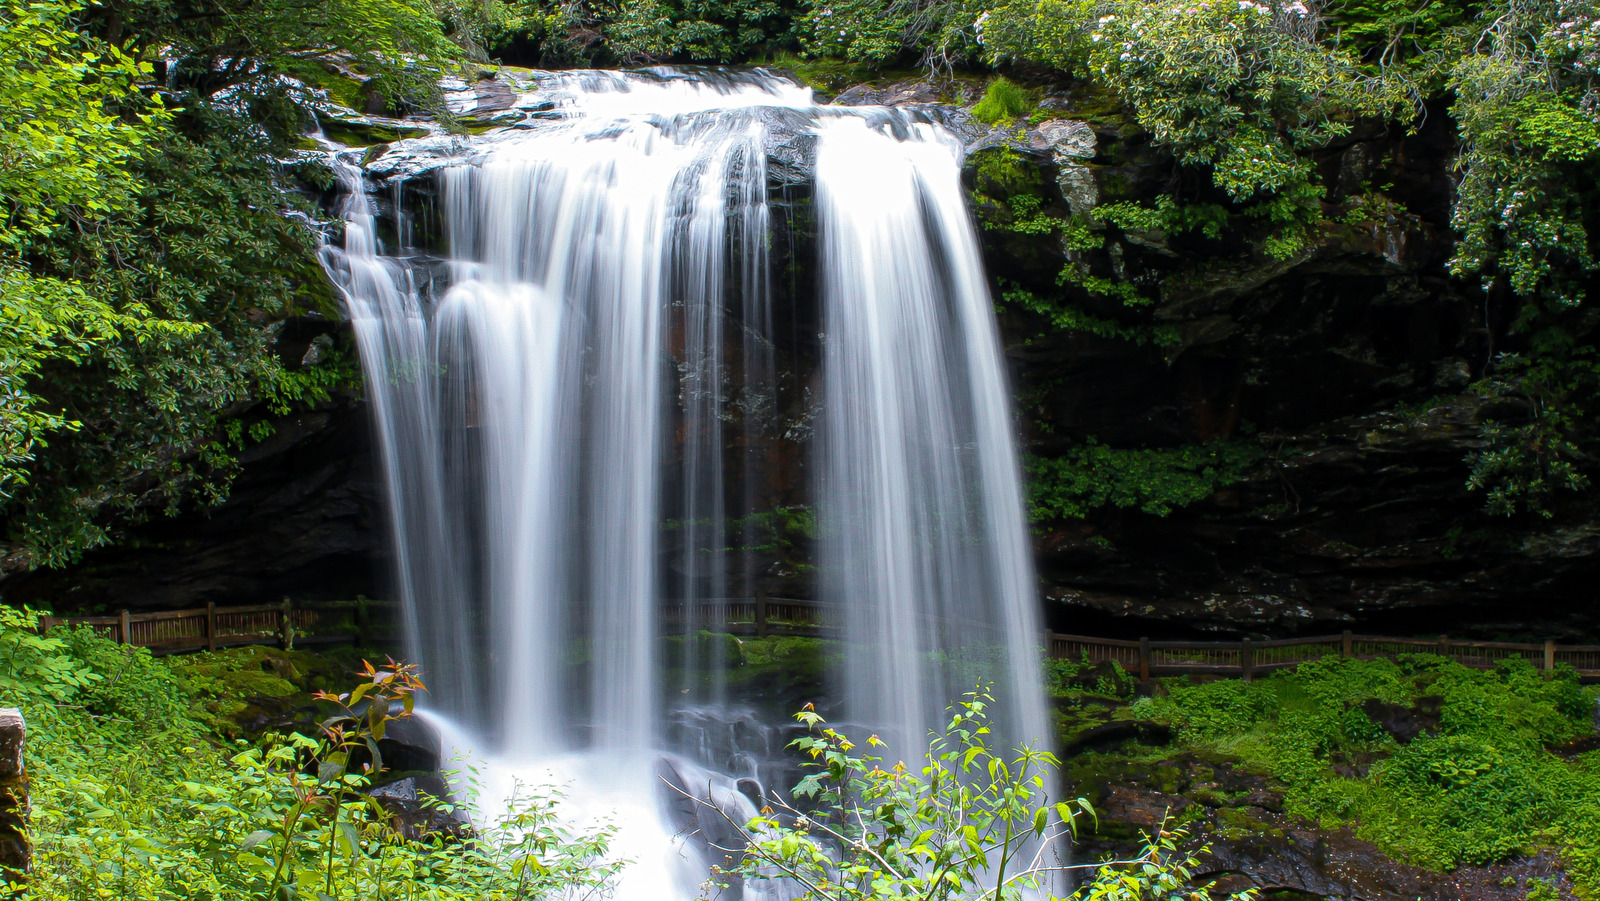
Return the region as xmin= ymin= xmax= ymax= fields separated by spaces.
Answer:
xmin=969 ymin=91 xmax=1600 ymax=640
xmin=1079 ymin=756 xmax=1575 ymax=901
xmin=1 ymin=378 xmax=382 ymax=615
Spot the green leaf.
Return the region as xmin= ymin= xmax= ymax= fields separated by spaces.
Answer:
xmin=240 ymin=829 xmax=276 ymax=851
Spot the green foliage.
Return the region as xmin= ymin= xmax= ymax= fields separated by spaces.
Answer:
xmin=971 ymin=147 xmax=1044 ymax=195
xmin=1466 ymin=350 xmax=1599 ymax=517
xmin=0 ymin=607 xmax=620 ymax=899
xmin=104 ymin=0 xmax=498 ymax=100
xmin=0 ymin=0 xmax=191 ymax=499
xmin=1001 ymin=283 xmax=1181 ymax=345
xmin=733 ymin=504 xmax=819 ymax=558
xmin=0 ymin=608 xmax=100 ymax=705
xmin=1093 ymin=197 xmax=1229 ymax=242
xmin=972 ymin=76 xmax=1035 ymax=123
xmin=1447 ymin=0 xmax=1600 ymax=307
xmin=168 ymin=644 xmax=391 ymax=739
xmin=713 ymin=688 xmax=1255 ymax=900
xmin=511 ymin=0 xmax=795 ymax=64
xmin=795 ymin=0 xmax=990 ymax=71
xmin=766 ymin=53 xmax=896 ymax=92
xmin=4 ymin=99 xmax=355 ymax=565
xmin=799 ymin=0 xmax=918 ymax=61
xmin=1026 ymin=439 xmax=1264 ymax=522
xmin=1323 ymin=0 xmax=1484 ymax=74
xmin=1073 ymin=823 xmax=1258 ymax=901
xmin=984 ymin=0 xmax=1404 ymax=256
xmin=0 ymin=0 xmax=465 ymax=566
xmin=1432 ymin=2 xmax=1600 ymax=517
xmin=1127 ymin=656 xmax=1600 ymax=889
xmin=969 ymin=148 xmax=1071 ymax=236
xmin=998 ymin=194 xmax=1069 ymax=235
xmin=55 ymin=625 xmax=193 ymax=723
xmin=1045 ymin=656 xmax=1137 ymax=701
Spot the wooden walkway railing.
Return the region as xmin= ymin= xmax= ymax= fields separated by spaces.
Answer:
xmin=1045 ymin=631 xmax=1600 ymax=681
xmin=660 ymin=596 xmax=844 ymax=638
xmin=37 ymin=598 xmax=397 ymax=656
xmin=35 ymin=596 xmax=1600 ymax=679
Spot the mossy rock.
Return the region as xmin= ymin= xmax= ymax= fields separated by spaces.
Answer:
xmin=321 ymin=119 xmax=429 ymax=148
xmin=168 ymin=644 xmax=392 ymax=738
xmin=759 ymin=55 xmax=917 ymax=95
xmin=1217 ymin=806 xmax=1286 ymax=840
xmin=298 ymin=63 xmax=372 ymax=111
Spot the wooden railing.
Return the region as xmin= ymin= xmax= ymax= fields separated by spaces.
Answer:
xmin=35 ymin=595 xmax=1600 ymax=679
xmin=660 ymin=596 xmax=845 ymax=638
xmin=1045 ymin=630 xmax=1600 ymax=680
xmin=37 ymin=598 xmax=397 ymax=656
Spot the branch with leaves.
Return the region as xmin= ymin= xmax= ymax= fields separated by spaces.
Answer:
xmin=677 ymin=686 xmax=1257 ymax=901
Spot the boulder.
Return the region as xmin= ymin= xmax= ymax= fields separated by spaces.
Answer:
xmin=366 ymin=773 xmax=471 ymax=840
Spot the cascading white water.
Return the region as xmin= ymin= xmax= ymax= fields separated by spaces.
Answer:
xmin=816 ymin=115 xmax=1050 ymax=754
xmin=320 ymin=68 xmax=1051 ymax=899
xmin=323 ymin=166 xmax=481 ymax=719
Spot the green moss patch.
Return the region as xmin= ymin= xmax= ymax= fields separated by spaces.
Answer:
xmin=1062 ymin=655 xmax=1600 ymax=893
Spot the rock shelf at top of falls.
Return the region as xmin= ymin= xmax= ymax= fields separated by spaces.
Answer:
xmin=319 ymin=66 xmax=1037 ymax=190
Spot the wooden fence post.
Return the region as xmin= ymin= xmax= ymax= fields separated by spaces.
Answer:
xmin=354 ymin=596 xmax=368 ymax=646
xmin=1342 ymin=630 xmax=1353 ymax=658
xmin=0 ymin=709 xmax=27 ymax=885
xmin=118 ymin=610 xmax=130 ymax=645
xmin=1137 ymin=637 xmax=1151 ymax=683
xmin=278 ymin=598 xmax=292 ymax=650
xmin=1544 ymin=640 xmax=1556 ymax=676
xmin=1438 ymin=635 xmax=1451 ymax=660
xmin=1240 ymin=638 xmax=1254 ymax=682
xmin=205 ymin=602 xmax=217 ymax=653
xmin=755 ymin=595 xmax=769 ymax=639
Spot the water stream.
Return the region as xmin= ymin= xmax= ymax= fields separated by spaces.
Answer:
xmin=320 ymin=67 xmax=1049 ymax=899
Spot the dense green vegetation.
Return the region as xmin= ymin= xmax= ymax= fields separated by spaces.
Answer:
xmin=1026 ymin=440 xmax=1264 ymax=522
xmin=1052 ymin=653 xmax=1600 ymax=895
xmin=0 ymin=0 xmax=489 ymax=568
xmin=0 ymin=608 xmax=618 ymax=897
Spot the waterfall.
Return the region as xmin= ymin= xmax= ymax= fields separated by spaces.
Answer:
xmin=816 ymin=115 xmax=1049 ymax=753
xmin=320 ymin=68 xmax=1050 ymax=899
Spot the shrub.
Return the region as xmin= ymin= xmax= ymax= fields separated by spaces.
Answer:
xmin=972 ymin=77 xmax=1035 ymax=124
xmin=709 ymin=686 xmax=1258 ymax=900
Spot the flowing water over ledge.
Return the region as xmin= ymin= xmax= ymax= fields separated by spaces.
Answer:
xmin=318 ymin=66 xmax=1050 ymax=899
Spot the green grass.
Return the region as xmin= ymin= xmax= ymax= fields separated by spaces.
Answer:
xmin=972 ymin=77 xmax=1035 ymax=125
